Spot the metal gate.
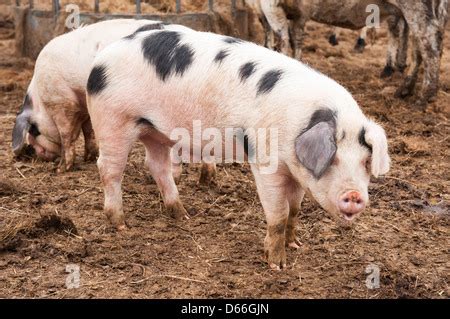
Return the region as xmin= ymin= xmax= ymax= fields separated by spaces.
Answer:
xmin=14 ymin=0 xmax=248 ymax=59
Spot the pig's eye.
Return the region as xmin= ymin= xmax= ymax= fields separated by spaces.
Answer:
xmin=29 ymin=123 xmax=41 ymax=137
xmin=332 ymin=156 xmax=339 ymax=166
xmin=364 ymin=157 xmax=371 ymax=172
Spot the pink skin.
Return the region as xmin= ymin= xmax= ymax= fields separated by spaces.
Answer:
xmin=338 ymin=190 xmax=366 ymax=221
xmin=27 ymin=133 xmax=60 ymax=161
xmin=95 ymin=122 xmax=188 ymax=230
xmin=87 ymin=29 xmax=390 ymax=271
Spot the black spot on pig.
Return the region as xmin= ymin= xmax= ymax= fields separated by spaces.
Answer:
xmin=87 ymin=65 xmax=108 ymax=95
xmin=214 ymin=49 xmax=230 ymax=64
xmin=257 ymin=69 xmax=283 ymax=95
xmin=358 ymin=127 xmax=372 ymax=152
xmin=142 ymin=31 xmax=194 ymax=81
xmin=239 ymin=62 xmax=257 ymax=82
xmin=124 ymin=23 xmax=165 ymax=40
xmin=136 ymin=118 xmax=155 ymax=128
xmin=28 ymin=123 xmax=40 ymax=137
xmin=305 ymin=108 xmax=337 ymax=131
xmin=223 ymin=36 xmax=243 ymax=44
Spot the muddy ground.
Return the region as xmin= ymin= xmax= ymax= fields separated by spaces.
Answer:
xmin=0 ymin=9 xmax=449 ymax=298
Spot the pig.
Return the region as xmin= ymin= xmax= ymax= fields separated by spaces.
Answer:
xmin=11 ymin=18 xmax=206 ymax=179
xmin=86 ymin=29 xmax=390 ymax=269
xmin=252 ymin=0 xmax=448 ymax=107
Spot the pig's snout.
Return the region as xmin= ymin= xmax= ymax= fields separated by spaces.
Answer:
xmin=338 ymin=191 xmax=366 ymax=220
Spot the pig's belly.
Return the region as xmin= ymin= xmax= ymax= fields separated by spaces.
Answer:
xmin=138 ymin=92 xmax=249 ymax=162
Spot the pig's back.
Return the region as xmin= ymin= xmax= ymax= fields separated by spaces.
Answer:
xmin=90 ymin=28 xmax=331 ymax=132
xmin=34 ymin=19 xmax=162 ymax=94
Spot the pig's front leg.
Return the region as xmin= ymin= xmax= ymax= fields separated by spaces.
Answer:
xmin=199 ymin=161 xmax=217 ymax=185
xmin=46 ymin=101 xmax=82 ymax=172
xmin=96 ymin=123 xmax=136 ymax=230
xmin=286 ymin=184 xmax=305 ymax=249
xmin=82 ymin=118 xmax=98 ymax=162
xmin=171 ymin=162 xmax=183 ymax=184
xmin=251 ymin=164 xmax=289 ymax=270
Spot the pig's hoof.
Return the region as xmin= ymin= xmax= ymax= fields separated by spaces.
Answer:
xmin=56 ymin=162 xmax=73 ymax=173
xmin=286 ymin=238 xmax=302 ymax=250
xmin=173 ymin=174 xmax=182 ymax=185
xmin=328 ymin=34 xmax=338 ymax=46
xmin=84 ymin=151 xmax=98 ymax=162
xmin=395 ymin=87 xmax=413 ymax=99
xmin=105 ymin=209 xmax=126 ymax=229
xmin=198 ymin=165 xmax=216 ymax=186
xmin=265 ymin=248 xmax=287 ymax=271
xmin=117 ymin=224 xmax=128 ymax=231
xmin=395 ymin=77 xmax=415 ymax=99
xmin=413 ymin=99 xmax=428 ymax=111
xmin=353 ymin=38 xmax=365 ymax=53
xmin=380 ymin=65 xmax=394 ymax=79
xmin=166 ymin=201 xmax=188 ymax=220
xmin=56 ymin=161 xmax=66 ymax=173
xmin=269 ymin=263 xmax=282 ymax=271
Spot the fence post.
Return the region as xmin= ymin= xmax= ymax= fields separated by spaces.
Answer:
xmin=28 ymin=0 xmax=33 ymax=9
xmin=136 ymin=0 xmax=141 ymax=14
xmin=52 ymin=0 xmax=60 ymax=15
xmin=208 ymin=0 xmax=214 ymax=12
xmin=231 ymin=0 xmax=236 ymax=17
xmin=176 ymin=0 xmax=181 ymax=13
xmin=94 ymin=0 xmax=99 ymax=13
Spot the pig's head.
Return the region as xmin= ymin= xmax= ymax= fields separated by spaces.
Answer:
xmin=12 ymin=93 xmax=61 ymax=161
xmin=293 ymin=108 xmax=390 ymax=226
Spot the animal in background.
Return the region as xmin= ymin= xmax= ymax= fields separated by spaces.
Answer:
xmin=245 ymin=0 xmax=448 ymax=107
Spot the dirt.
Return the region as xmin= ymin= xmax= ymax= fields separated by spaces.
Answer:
xmin=0 ymin=4 xmax=449 ymax=299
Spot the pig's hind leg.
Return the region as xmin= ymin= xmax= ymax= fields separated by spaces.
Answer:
xmin=141 ymin=135 xmax=189 ymax=220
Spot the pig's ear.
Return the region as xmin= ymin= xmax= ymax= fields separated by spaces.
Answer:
xmin=295 ymin=121 xmax=337 ymax=178
xmin=364 ymin=121 xmax=390 ymax=177
xmin=12 ymin=105 xmax=32 ymax=155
